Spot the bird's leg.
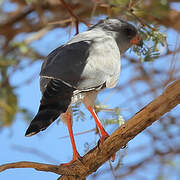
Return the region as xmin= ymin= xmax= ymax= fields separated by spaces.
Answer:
xmin=66 ymin=112 xmax=81 ymax=161
xmin=87 ymin=106 xmax=115 ymax=161
xmin=83 ymin=91 xmax=115 ymax=161
xmin=60 ymin=109 xmax=81 ymax=165
xmin=87 ymin=106 xmax=109 ymax=143
xmin=83 ymin=91 xmax=109 ymax=142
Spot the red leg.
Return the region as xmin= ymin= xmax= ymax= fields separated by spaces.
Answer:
xmin=87 ymin=106 xmax=109 ymax=142
xmin=62 ymin=111 xmax=81 ymax=165
xmin=87 ymin=106 xmax=115 ymax=161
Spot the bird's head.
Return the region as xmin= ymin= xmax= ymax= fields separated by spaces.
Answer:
xmin=91 ymin=18 xmax=143 ymax=54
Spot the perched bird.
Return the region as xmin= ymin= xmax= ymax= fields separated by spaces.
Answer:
xmin=25 ymin=18 xmax=142 ymax=164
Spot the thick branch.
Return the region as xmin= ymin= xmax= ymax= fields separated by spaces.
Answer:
xmin=0 ymin=162 xmax=63 ymax=174
xmin=0 ymin=79 xmax=180 ymax=180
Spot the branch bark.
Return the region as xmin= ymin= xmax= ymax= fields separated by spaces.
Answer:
xmin=0 ymin=79 xmax=180 ymax=180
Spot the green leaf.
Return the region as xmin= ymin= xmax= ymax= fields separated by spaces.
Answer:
xmin=0 ymin=85 xmax=18 ymax=126
xmin=133 ymin=26 xmax=167 ymax=62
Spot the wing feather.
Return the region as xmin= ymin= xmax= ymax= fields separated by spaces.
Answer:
xmin=40 ymin=30 xmax=120 ymax=90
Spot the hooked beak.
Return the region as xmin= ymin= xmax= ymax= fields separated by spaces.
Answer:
xmin=130 ymin=34 xmax=143 ymax=47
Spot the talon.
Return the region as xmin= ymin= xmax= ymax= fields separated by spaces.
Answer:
xmin=121 ymin=145 xmax=127 ymax=149
xmin=61 ymin=153 xmax=82 ymax=166
xmin=97 ymin=132 xmax=109 ymax=149
xmin=111 ymin=153 xmax=115 ymax=162
xmin=99 ymin=133 xmax=109 ymax=144
xmin=98 ymin=133 xmax=116 ymax=162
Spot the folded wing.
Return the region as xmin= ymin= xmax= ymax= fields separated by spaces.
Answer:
xmin=40 ymin=33 xmax=120 ymax=90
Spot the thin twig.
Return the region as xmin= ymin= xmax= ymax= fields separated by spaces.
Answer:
xmin=59 ymin=0 xmax=90 ymax=34
xmin=59 ymin=128 xmax=95 ymax=139
xmin=11 ymin=144 xmax=59 ymax=164
xmin=127 ymin=9 xmax=154 ymax=30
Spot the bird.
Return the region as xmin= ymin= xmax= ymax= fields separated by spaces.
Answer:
xmin=25 ymin=18 xmax=142 ymax=164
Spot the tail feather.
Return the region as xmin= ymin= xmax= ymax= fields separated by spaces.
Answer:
xmin=25 ymin=109 xmax=59 ymax=136
xmin=25 ymin=79 xmax=74 ymax=137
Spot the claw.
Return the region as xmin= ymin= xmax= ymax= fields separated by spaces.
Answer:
xmin=61 ymin=153 xmax=82 ymax=166
xmin=99 ymin=132 xmax=109 ymax=144
xmin=98 ymin=132 xmax=116 ymax=162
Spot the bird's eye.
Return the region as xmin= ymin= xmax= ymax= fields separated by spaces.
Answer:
xmin=123 ymin=27 xmax=136 ymax=38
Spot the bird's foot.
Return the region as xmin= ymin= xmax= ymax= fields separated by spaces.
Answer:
xmin=60 ymin=152 xmax=82 ymax=166
xmin=99 ymin=131 xmax=109 ymax=144
xmin=98 ymin=132 xmax=116 ymax=162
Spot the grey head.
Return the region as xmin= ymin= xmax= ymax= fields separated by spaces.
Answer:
xmin=89 ymin=18 xmax=141 ymax=54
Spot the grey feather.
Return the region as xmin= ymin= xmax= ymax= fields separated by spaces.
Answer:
xmin=40 ymin=29 xmax=121 ymax=90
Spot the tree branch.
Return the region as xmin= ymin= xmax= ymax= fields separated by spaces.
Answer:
xmin=0 ymin=79 xmax=180 ymax=180
xmin=0 ymin=161 xmax=65 ymax=174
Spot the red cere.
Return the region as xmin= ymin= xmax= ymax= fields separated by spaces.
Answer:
xmin=130 ymin=35 xmax=141 ymax=45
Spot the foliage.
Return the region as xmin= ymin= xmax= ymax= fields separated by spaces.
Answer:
xmin=0 ymin=83 xmax=17 ymax=126
xmin=134 ymin=26 xmax=167 ymax=62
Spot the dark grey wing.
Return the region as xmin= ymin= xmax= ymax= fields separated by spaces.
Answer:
xmin=40 ymin=35 xmax=120 ymax=90
xmin=40 ymin=41 xmax=92 ymax=90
